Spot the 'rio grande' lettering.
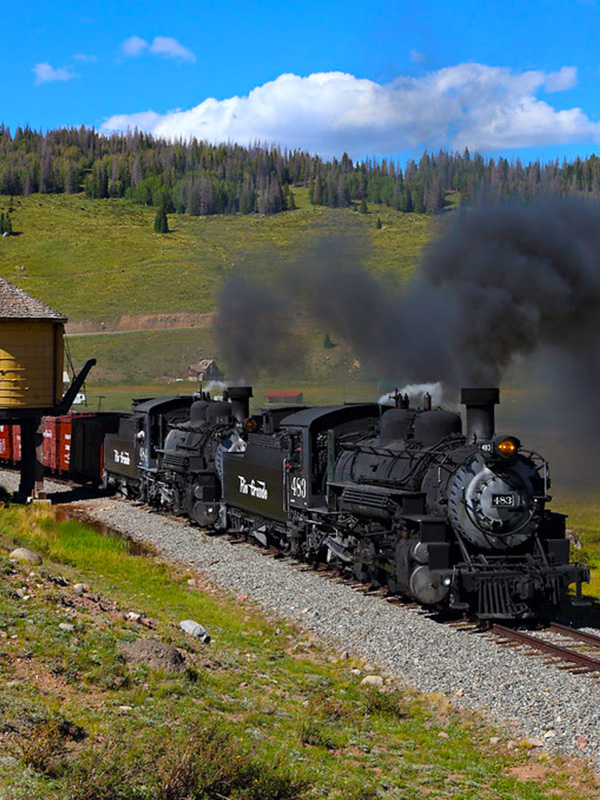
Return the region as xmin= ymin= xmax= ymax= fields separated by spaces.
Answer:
xmin=238 ymin=476 xmax=268 ymax=501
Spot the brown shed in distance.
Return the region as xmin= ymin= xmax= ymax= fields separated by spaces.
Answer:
xmin=0 ymin=278 xmax=66 ymax=410
xmin=188 ymin=359 xmax=224 ymax=382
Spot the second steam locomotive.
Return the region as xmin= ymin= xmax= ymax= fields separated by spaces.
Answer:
xmin=102 ymin=386 xmax=589 ymax=621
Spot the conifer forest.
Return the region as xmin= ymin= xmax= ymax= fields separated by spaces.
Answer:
xmin=1 ymin=124 xmax=600 ymax=216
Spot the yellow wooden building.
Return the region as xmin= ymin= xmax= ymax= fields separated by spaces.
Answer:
xmin=0 ymin=278 xmax=66 ymax=410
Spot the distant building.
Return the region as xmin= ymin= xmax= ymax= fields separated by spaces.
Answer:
xmin=188 ymin=359 xmax=224 ymax=382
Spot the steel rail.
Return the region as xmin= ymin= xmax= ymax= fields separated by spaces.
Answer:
xmin=549 ymin=622 xmax=600 ymax=648
xmin=493 ymin=624 xmax=600 ymax=672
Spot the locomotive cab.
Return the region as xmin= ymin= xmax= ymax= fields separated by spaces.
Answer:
xmin=279 ymin=404 xmax=380 ymax=510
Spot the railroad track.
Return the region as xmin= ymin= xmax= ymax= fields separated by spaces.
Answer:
xmin=492 ymin=623 xmax=600 ymax=679
xmin=46 ymin=489 xmax=600 ymax=682
xmin=257 ymin=542 xmax=600 ymax=680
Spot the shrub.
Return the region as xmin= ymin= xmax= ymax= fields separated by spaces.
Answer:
xmin=14 ymin=718 xmax=84 ymax=776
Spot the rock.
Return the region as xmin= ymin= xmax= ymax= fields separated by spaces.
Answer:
xmin=73 ymin=583 xmax=88 ymax=595
xmin=118 ymin=706 xmax=133 ymax=712
xmin=119 ymin=640 xmax=186 ymax=672
xmin=524 ymin=738 xmax=544 ymax=748
xmin=48 ymin=574 xmax=69 ymax=586
xmin=126 ymin=612 xmax=142 ymax=623
xmin=9 ymin=548 xmax=42 ymax=565
xmin=565 ymin=528 xmax=583 ymax=550
xmin=341 ymin=650 xmax=350 ymax=660
xmin=58 ymin=623 xmax=75 ymax=632
xmin=489 ymin=737 xmax=500 ymax=745
xmin=361 ymin=675 xmax=384 ymax=687
xmin=438 ymin=731 xmax=449 ymax=739
xmin=179 ymin=619 xmax=211 ymax=643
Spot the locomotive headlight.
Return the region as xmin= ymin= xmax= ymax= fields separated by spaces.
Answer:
xmin=496 ymin=436 xmax=520 ymax=457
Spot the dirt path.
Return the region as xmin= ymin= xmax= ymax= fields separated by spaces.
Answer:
xmin=66 ymin=312 xmax=216 ymax=335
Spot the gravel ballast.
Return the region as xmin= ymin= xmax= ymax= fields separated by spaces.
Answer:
xmin=3 ymin=470 xmax=599 ymax=768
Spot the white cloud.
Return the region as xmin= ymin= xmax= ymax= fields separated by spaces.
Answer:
xmin=101 ymin=64 xmax=600 ymax=157
xmin=33 ymin=63 xmax=78 ymax=85
xmin=544 ymin=66 xmax=577 ymax=92
xmin=410 ymin=50 xmax=426 ymax=64
xmin=149 ymin=37 xmax=196 ymax=62
xmin=120 ymin=35 xmax=196 ymax=62
xmin=121 ymin=35 xmax=149 ymax=57
xmin=74 ymin=53 xmax=98 ymax=63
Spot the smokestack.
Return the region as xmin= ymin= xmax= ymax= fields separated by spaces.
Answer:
xmin=461 ymin=388 xmax=499 ymax=442
xmin=227 ymin=386 xmax=253 ymax=421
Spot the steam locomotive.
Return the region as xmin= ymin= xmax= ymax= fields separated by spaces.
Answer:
xmin=102 ymin=386 xmax=589 ymax=620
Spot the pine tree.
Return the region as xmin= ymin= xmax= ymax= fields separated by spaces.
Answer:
xmin=359 ymin=198 xmax=368 ymax=214
xmin=153 ymin=207 xmax=169 ymax=233
xmin=376 ymin=215 xmax=382 ymax=229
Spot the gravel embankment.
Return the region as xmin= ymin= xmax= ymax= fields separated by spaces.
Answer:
xmin=3 ymin=470 xmax=599 ymax=768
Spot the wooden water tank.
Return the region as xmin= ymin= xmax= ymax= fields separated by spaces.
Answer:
xmin=0 ymin=279 xmax=66 ymax=410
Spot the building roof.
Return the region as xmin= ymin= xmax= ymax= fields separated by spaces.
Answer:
xmin=0 ymin=278 xmax=67 ymax=321
xmin=189 ymin=359 xmax=218 ymax=371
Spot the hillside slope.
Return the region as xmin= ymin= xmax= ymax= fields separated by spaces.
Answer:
xmin=0 ymin=192 xmax=431 ymax=386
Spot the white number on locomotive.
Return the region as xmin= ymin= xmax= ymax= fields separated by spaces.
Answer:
xmin=290 ymin=476 xmax=307 ymax=499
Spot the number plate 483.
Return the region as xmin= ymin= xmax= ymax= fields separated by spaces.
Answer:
xmin=290 ymin=476 xmax=307 ymax=499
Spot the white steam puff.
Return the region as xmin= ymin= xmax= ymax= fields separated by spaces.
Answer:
xmin=379 ymin=382 xmax=444 ymax=407
xmin=201 ymin=380 xmax=227 ymax=397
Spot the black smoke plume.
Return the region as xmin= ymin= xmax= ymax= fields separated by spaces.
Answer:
xmin=420 ymin=200 xmax=600 ymax=387
xmin=218 ymin=200 xmax=600 ymax=386
xmin=215 ymin=200 xmax=600 ymax=485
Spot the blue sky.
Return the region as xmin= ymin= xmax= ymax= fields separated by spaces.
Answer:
xmin=4 ymin=0 xmax=600 ymax=164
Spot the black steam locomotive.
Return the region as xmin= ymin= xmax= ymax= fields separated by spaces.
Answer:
xmin=103 ymin=386 xmax=589 ymax=620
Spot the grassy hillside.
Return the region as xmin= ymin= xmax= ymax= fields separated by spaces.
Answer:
xmin=0 ymin=192 xmax=431 ymax=391
xmin=0 ymin=192 xmax=430 ymax=324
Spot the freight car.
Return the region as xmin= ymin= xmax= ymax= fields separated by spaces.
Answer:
xmin=0 ymin=412 xmax=122 ymax=484
xmin=103 ymin=385 xmax=589 ymax=620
